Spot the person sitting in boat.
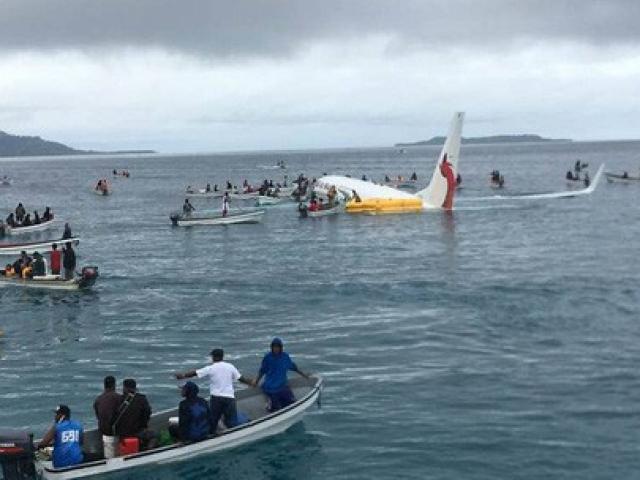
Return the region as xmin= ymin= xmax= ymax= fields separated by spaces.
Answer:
xmin=32 ymin=251 xmax=46 ymax=277
xmin=177 ymin=381 xmax=214 ymax=443
xmin=96 ymin=179 xmax=103 ymax=190
xmin=622 ymin=171 xmax=629 ymax=179
xmin=43 ymin=206 xmax=53 ymax=222
xmin=410 ymin=172 xmax=418 ymax=181
xmin=33 ymin=210 xmax=41 ymax=225
xmin=351 ymin=190 xmax=362 ymax=203
xmin=3 ymin=264 xmax=16 ymax=277
xmin=384 ymin=174 xmax=391 ymax=183
xmin=584 ymin=172 xmax=590 ymax=187
xmin=186 ymin=185 xmax=194 ymax=194
xmin=222 ymin=193 xmax=230 ymax=217
xmin=37 ymin=405 xmax=84 ymax=469
xmin=574 ymin=159 xmax=582 ymax=174
xmin=252 ymin=338 xmax=310 ymax=412
xmin=62 ymin=223 xmax=73 ymax=240
xmin=5 ymin=212 xmax=16 ymax=227
xmin=205 ymin=183 xmax=212 ymax=193
xmin=175 ymin=348 xmax=253 ymax=434
xmin=318 ymin=198 xmax=325 ymax=210
xmin=22 ymin=213 xmax=32 ymax=227
xmin=226 ymin=180 xmax=233 ymax=190
xmin=15 ymin=203 xmax=26 ymax=223
xmin=113 ymin=169 xmax=118 ymax=175
xmin=566 ymin=170 xmax=575 ymax=181
xmin=307 ymin=199 xmax=319 ymax=212
xmin=183 ymin=199 xmax=195 ymax=216
xmin=113 ymin=379 xmax=155 ymax=452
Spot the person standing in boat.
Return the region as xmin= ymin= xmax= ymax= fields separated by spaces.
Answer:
xmin=50 ymin=243 xmax=61 ymax=275
xmin=175 ymin=348 xmax=253 ymax=433
xmin=15 ymin=203 xmax=26 ymax=223
xmin=43 ymin=206 xmax=53 ymax=222
xmin=37 ymin=405 xmax=84 ymax=468
xmin=94 ymin=376 xmax=122 ymax=459
xmin=183 ymin=199 xmax=195 ymax=216
xmin=63 ymin=242 xmax=76 ymax=280
xmin=252 ymin=338 xmax=310 ymax=412
xmin=62 ymin=223 xmax=73 ymax=239
xmin=177 ymin=381 xmax=214 ymax=442
xmin=222 ymin=192 xmax=230 ymax=217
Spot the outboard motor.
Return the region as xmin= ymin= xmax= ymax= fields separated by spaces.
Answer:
xmin=0 ymin=429 xmax=36 ymax=480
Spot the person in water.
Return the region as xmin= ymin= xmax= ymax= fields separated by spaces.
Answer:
xmin=252 ymin=338 xmax=310 ymax=412
xmin=183 ymin=199 xmax=195 ymax=216
xmin=178 ymin=381 xmax=214 ymax=443
xmin=37 ymin=405 xmax=84 ymax=468
xmin=175 ymin=348 xmax=253 ymax=434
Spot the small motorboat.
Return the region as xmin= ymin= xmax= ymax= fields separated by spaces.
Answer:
xmin=230 ymin=192 xmax=260 ymax=201
xmin=170 ymin=209 xmax=265 ymax=226
xmin=3 ymin=218 xmax=56 ymax=236
xmin=0 ymin=377 xmax=322 ymax=480
xmin=93 ymin=183 xmax=111 ymax=196
xmin=605 ymin=172 xmax=640 ymax=184
xmin=0 ymin=237 xmax=80 ymax=256
xmin=305 ymin=205 xmax=342 ymax=218
xmin=0 ymin=266 xmax=98 ymax=291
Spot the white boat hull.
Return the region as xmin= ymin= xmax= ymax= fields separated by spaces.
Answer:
xmin=605 ymin=173 xmax=640 ymax=184
xmin=307 ymin=206 xmax=341 ymax=217
xmin=0 ymin=237 xmax=79 ymax=256
xmin=36 ymin=377 xmax=322 ymax=479
xmin=256 ymin=196 xmax=282 ymax=206
xmin=171 ymin=210 xmax=265 ymax=226
xmin=6 ymin=219 xmax=56 ymax=236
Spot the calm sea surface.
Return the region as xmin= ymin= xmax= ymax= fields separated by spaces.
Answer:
xmin=1 ymin=140 xmax=639 ymax=479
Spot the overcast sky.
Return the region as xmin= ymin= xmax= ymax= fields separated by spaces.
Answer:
xmin=1 ymin=0 xmax=639 ymax=152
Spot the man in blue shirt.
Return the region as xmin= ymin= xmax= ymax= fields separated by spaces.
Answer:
xmin=253 ymin=338 xmax=310 ymax=412
xmin=37 ymin=405 xmax=84 ymax=468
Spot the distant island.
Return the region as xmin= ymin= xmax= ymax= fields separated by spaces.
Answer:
xmin=395 ymin=134 xmax=572 ymax=147
xmin=0 ymin=130 xmax=155 ymax=157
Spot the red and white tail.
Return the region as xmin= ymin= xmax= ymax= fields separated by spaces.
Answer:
xmin=416 ymin=112 xmax=465 ymax=209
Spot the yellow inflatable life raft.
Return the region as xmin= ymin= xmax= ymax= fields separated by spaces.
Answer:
xmin=345 ymin=197 xmax=423 ymax=213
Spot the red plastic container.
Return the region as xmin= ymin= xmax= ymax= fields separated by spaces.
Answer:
xmin=119 ymin=437 xmax=139 ymax=455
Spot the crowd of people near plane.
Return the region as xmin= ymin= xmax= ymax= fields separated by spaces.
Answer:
xmin=36 ymin=338 xmax=309 ymax=469
xmin=3 ymin=204 xmax=54 ymax=229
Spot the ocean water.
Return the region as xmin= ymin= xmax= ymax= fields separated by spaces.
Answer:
xmin=0 ymin=140 xmax=639 ymax=479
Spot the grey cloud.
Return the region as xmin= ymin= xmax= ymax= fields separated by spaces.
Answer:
xmin=1 ymin=0 xmax=639 ymax=57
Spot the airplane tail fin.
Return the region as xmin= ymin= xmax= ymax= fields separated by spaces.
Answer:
xmin=416 ymin=112 xmax=465 ymax=208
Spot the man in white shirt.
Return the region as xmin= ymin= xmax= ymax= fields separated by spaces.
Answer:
xmin=175 ymin=348 xmax=253 ymax=433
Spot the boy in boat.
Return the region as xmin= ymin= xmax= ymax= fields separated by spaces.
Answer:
xmin=252 ymin=338 xmax=310 ymax=412
xmin=94 ymin=376 xmax=121 ymax=458
xmin=175 ymin=348 xmax=253 ymax=434
xmin=15 ymin=203 xmax=26 ymax=223
xmin=37 ymin=405 xmax=84 ymax=469
xmin=178 ymin=381 xmax=214 ymax=442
